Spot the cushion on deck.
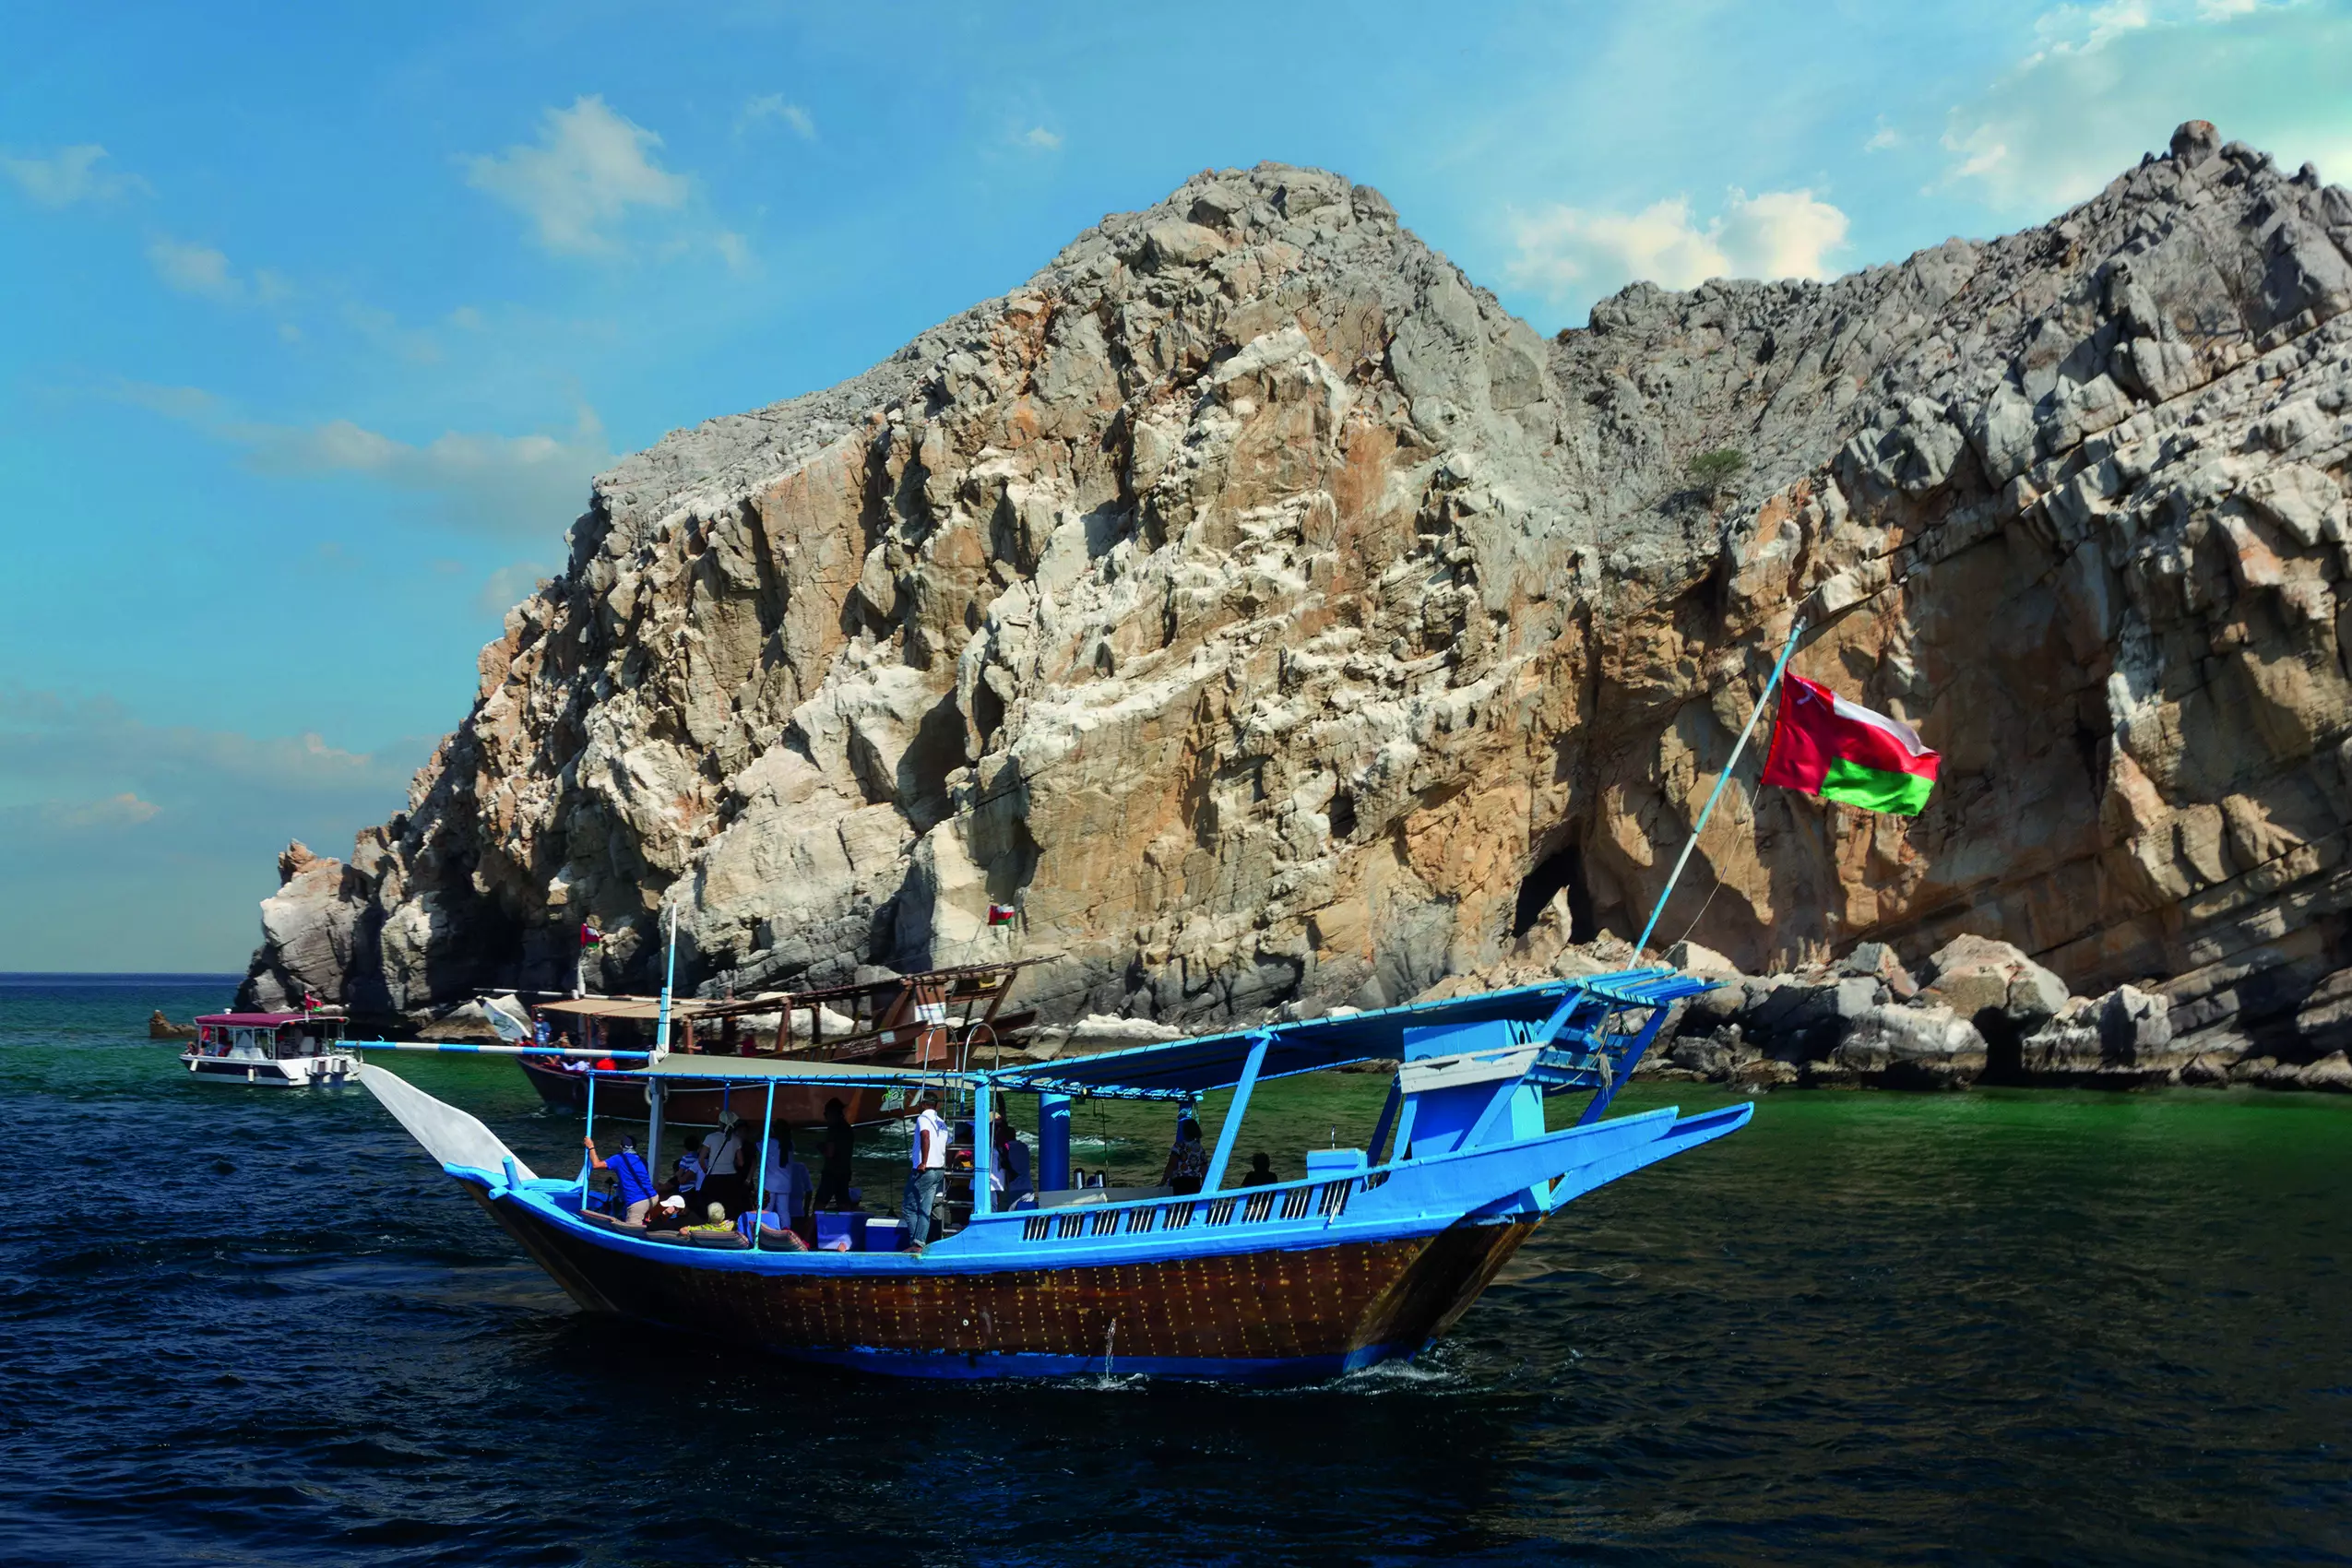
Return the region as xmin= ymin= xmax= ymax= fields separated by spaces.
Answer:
xmin=688 ymin=1229 xmax=751 ymax=1250
xmin=643 ymin=1229 xmax=691 ymax=1245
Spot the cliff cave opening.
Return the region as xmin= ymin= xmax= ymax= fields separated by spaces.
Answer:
xmin=1975 ymin=1012 xmax=2028 ymax=1086
xmin=1514 ymin=843 xmax=1597 ymax=944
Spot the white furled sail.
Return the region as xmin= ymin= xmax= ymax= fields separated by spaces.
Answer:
xmin=481 ymin=994 xmax=534 ymax=1045
xmin=359 ymin=1064 xmax=538 ymax=1180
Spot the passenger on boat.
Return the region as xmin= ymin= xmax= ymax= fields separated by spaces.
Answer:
xmin=815 ymin=1099 xmax=856 ymax=1209
xmin=584 ymin=1133 xmax=658 ymax=1222
xmin=991 ymin=1107 xmax=1033 ymax=1207
xmin=700 ymin=1112 xmax=748 ymax=1211
xmin=673 ymin=1145 xmax=707 ymax=1198
xmin=647 ymin=1193 xmax=689 ymax=1232
xmin=1159 ymin=1116 xmax=1210 ymax=1195
xmin=758 ymin=1129 xmax=813 ymax=1226
xmin=900 ymin=1093 xmax=948 ymax=1253
xmin=1238 ymin=1152 xmax=1277 ymax=1189
xmin=680 ymin=1201 xmax=734 ymax=1236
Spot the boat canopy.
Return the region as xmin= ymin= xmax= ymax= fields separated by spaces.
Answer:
xmin=533 ymin=995 xmax=750 ymax=1021
xmin=585 ymin=968 xmax=1717 ymax=1101
xmin=196 ymin=1010 xmax=344 ymax=1027
xmin=984 ymin=970 xmax=1718 ymax=1100
xmin=639 ymin=1054 xmax=937 ymax=1087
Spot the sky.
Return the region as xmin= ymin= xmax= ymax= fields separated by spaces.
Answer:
xmin=5 ymin=0 xmax=2350 ymax=973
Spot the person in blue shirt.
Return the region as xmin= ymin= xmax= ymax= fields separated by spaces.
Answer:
xmin=584 ymin=1133 xmax=658 ymax=1224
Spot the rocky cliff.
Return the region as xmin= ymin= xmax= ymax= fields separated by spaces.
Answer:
xmin=246 ymin=121 xmax=2352 ymax=1082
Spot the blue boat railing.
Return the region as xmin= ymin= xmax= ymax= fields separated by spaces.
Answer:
xmin=1013 ymin=1176 xmax=1358 ymax=1242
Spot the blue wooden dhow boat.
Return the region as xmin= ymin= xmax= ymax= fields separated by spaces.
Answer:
xmin=361 ymin=969 xmax=1750 ymax=1382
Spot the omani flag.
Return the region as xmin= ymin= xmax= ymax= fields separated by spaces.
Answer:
xmin=1759 ymin=672 xmax=1940 ymax=815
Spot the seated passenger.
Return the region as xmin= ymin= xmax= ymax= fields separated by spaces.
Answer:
xmin=647 ymin=1193 xmax=689 ymax=1232
xmin=1158 ymin=1116 xmax=1209 ymax=1195
xmin=674 ymin=1146 xmax=707 ymax=1196
xmin=1238 ymin=1152 xmax=1277 ymax=1188
xmin=681 ymin=1201 xmax=733 ymax=1236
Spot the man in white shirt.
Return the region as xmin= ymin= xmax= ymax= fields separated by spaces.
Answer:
xmin=899 ymin=1094 xmax=948 ymax=1253
xmin=759 ymin=1130 xmax=813 ymax=1228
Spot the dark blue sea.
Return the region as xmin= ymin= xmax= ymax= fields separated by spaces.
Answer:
xmin=3 ymin=972 xmax=2347 ymax=1566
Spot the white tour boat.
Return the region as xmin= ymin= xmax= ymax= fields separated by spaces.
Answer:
xmin=182 ymin=1009 xmax=361 ymax=1087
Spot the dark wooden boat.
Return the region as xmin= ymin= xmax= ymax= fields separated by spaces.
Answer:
xmin=510 ymin=961 xmax=1039 ymax=1127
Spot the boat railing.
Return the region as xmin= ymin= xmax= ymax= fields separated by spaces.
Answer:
xmin=1009 ymin=1171 xmax=1360 ymax=1243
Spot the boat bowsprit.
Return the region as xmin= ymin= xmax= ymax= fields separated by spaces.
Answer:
xmin=360 ymin=968 xmax=1752 ymax=1382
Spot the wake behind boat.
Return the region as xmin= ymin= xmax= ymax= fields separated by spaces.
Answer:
xmin=359 ymin=968 xmax=1750 ymax=1382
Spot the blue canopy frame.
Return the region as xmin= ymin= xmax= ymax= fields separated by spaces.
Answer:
xmin=982 ymin=968 xmax=1714 ymax=1104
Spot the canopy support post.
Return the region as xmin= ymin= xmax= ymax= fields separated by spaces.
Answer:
xmin=646 ymin=1078 xmax=666 ymax=1187
xmin=971 ymin=1079 xmax=994 ymax=1218
xmin=579 ymin=1072 xmax=597 ymax=1201
xmin=753 ymin=1079 xmax=775 ymax=1247
xmin=1203 ymin=1031 xmax=1271 ymax=1194
xmin=1038 ymin=1093 xmax=1071 ymax=1193
xmin=1367 ymin=1076 xmax=1402 ymax=1165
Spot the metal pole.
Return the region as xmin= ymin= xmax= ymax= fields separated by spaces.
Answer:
xmin=971 ymin=1079 xmax=994 ymax=1218
xmin=580 ymin=1072 xmax=597 ymax=1203
xmin=646 ymin=1078 xmax=666 ymax=1192
xmin=655 ymin=904 xmax=678 ymax=1056
xmin=753 ymin=1079 xmax=775 ymax=1248
xmin=1634 ymin=616 xmax=1807 ymax=956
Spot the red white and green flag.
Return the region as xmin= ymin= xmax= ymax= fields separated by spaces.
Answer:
xmin=1759 ymin=672 xmax=1940 ymax=815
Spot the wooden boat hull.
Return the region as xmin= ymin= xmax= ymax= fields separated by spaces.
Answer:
xmin=517 ymin=1058 xmax=906 ymax=1129
xmin=474 ymin=1187 xmax=1536 ymax=1381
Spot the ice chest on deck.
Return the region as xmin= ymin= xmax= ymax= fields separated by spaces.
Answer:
xmin=816 ymin=1211 xmax=868 ymax=1250
xmin=863 ymin=1218 xmax=906 ymax=1252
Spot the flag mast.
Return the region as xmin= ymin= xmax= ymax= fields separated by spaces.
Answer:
xmin=1635 ymin=615 xmax=1807 ymax=957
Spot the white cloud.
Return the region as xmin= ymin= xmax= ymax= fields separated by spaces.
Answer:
xmin=148 ymin=236 xmax=242 ymax=301
xmin=1939 ymin=1 xmax=2352 ymax=210
xmin=739 ymin=95 xmax=815 ymax=139
xmin=1506 ymin=187 xmax=1850 ymax=309
xmin=465 ymin=96 xmax=689 ymax=254
xmin=116 ymin=382 xmax=612 ymax=538
xmin=0 ymin=686 xmax=433 ymax=968
xmin=1864 ymin=120 xmax=1903 ymax=152
xmin=42 ymin=792 xmax=161 ymax=831
xmin=1020 ymin=126 xmax=1063 ymax=151
xmin=477 ymin=560 xmax=555 ymax=618
xmin=2 ymin=143 xmax=144 ymax=206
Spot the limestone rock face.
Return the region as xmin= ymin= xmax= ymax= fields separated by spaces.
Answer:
xmin=242 ymin=134 xmax=2352 ymax=1070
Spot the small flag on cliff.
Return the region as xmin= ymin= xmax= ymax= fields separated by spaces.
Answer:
xmin=579 ymin=921 xmax=603 ymax=948
xmin=1759 ymin=673 xmax=1940 ymax=815
xmin=987 ymin=903 xmax=1017 ymax=926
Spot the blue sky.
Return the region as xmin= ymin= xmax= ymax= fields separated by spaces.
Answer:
xmin=5 ymin=0 xmax=2349 ymax=972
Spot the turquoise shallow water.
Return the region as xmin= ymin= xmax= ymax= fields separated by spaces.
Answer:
xmin=2 ymin=973 xmax=2348 ymax=1566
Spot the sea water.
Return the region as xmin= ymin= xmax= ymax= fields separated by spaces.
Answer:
xmin=3 ymin=973 xmax=2347 ymax=1565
